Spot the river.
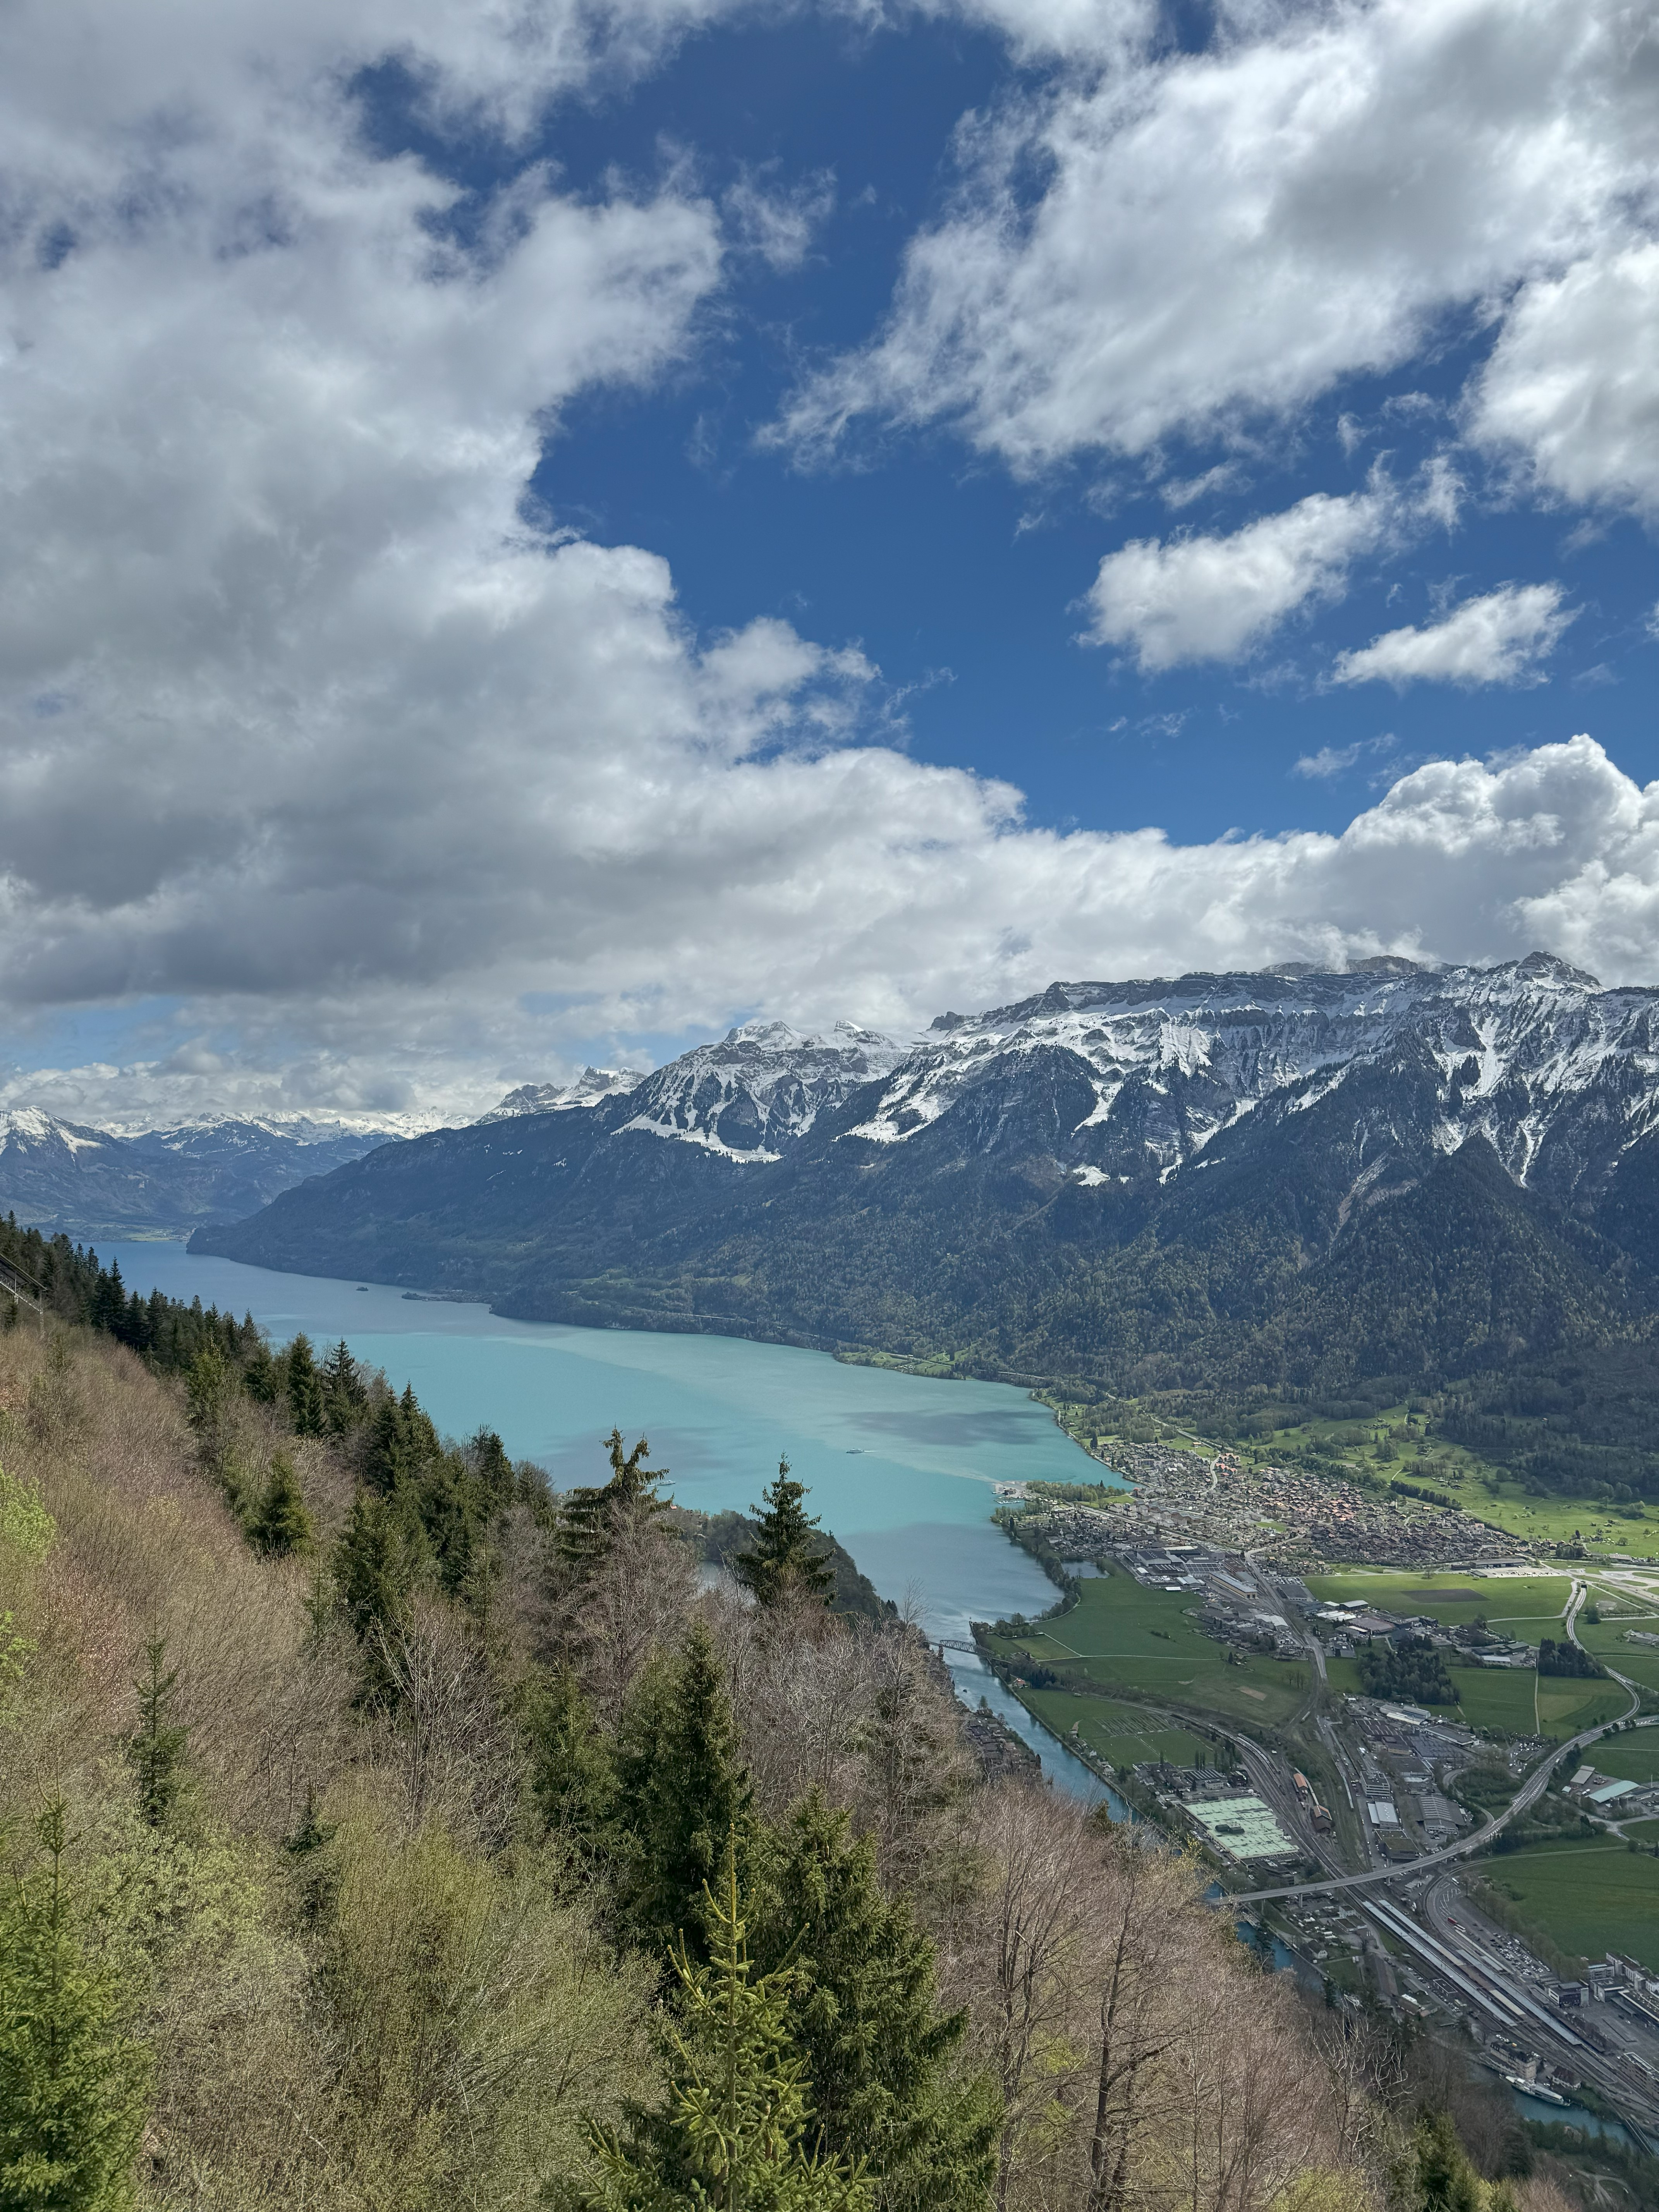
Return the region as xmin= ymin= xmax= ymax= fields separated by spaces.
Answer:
xmin=101 ymin=1240 xmax=1118 ymax=1801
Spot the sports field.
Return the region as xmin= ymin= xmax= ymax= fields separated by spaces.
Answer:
xmin=1305 ymin=1569 xmax=1571 ymax=1630
xmin=1478 ymin=1835 xmax=1659 ymax=1971
xmin=993 ymin=1566 xmax=1310 ymax=1728
xmin=1018 ymin=1689 xmax=1213 ymax=1771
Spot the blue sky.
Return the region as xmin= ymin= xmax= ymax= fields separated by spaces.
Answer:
xmin=0 ymin=0 xmax=1655 ymax=1123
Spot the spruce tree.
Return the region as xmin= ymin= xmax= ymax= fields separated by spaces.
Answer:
xmin=614 ymin=1620 xmax=753 ymax=1960
xmin=331 ymin=1490 xmax=407 ymax=1705
xmin=127 ymin=1638 xmax=188 ymax=1828
xmin=183 ymin=1341 xmax=227 ymax=1436
xmin=246 ymin=1454 xmax=314 ymax=1559
xmin=0 ymin=1798 xmax=150 ymax=2212
xmin=320 ymin=1340 xmax=364 ymax=1435
xmin=526 ymin=1664 xmax=615 ymax=1853
xmin=734 ymin=1459 xmax=833 ymax=1608
xmin=558 ymin=1430 xmax=669 ymax=1572
xmin=241 ymin=1337 xmax=279 ymax=1405
xmin=581 ymin=1836 xmax=870 ymax=2212
xmin=750 ymin=1792 xmax=998 ymax=2210
xmin=285 ymin=1334 xmax=325 ymax=1438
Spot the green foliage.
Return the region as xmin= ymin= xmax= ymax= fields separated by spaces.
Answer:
xmin=332 ymin=1490 xmax=410 ymax=1705
xmin=126 ymin=1640 xmax=189 ymax=1829
xmin=733 ymin=1459 xmax=833 ymax=1609
xmin=285 ymin=1333 xmax=326 ymax=1437
xmin=0 ymin=1464 xmax=55 ymax=1564
xmin=560 ymin=1431 xmax=670 ymax=1573
xmin=750 ymin=1793 xmax=998 ymax=2210
xmin=1357 ymin=1635 xmax=1456 ymax=1706
xmin=245 ymin=1453 xmax=314 ymax=1559
xmin=0 ymin=1798 xmax=150 ymax=2212
xmin=614 ymin=1621 xmax=754 ymax=1962
xmin=1538 ymin=1637 xmax=1602 ymax=1678
xmin=580 ymin=1838 xmax=871 ymax=2212
xmin=321 ymin=1338 xmax=366 ymax=1433
xmin=527 ymin=1665 xmax=616 ymax=1853
xmin=1413 ymin=2111 xmax=1484 ymax=2212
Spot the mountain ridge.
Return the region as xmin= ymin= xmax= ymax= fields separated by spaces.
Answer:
xmin=187 ymin=955 xmax=1659 ymax=1436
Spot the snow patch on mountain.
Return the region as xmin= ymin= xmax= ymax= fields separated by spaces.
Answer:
xmin=483 ymin=1070 xmax=644 ymax=1120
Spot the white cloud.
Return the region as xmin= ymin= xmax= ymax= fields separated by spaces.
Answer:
xmin=1084 ymin=489 xmax=1390 ymax=670
xmin=778 ymin=0 xmax=1659 ymax=475
xmin=7 ymin=1 xmax=1659 ymax=1127
xmin=1293 ymin=745 xmax=1362 ymax=780
xmin=1331 ymin=584 xmax=1574 ymax=688
xmin=1470 ymin=241 xmax=1659 ymax=515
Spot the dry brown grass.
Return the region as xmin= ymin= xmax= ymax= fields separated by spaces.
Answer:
xmin=0 ymin=1326 xmax=352 ymax=1842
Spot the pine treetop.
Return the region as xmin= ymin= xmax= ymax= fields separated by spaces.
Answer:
xmin=734 ymin=1460 xmax=833 ymax=1609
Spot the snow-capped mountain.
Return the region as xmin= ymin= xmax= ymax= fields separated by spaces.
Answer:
xmin=482 ymin=1069 xmax=644 ymax=1120
xmin=612 ymin=1020 xmax=906 ymax=1160
xmin=840 ymin=951 xmax=1640 ymax=1197
xmin=0 ymin=1109 xmax=407 ymax=1236
xmin=192 ymin=955 xmax=1659 ymax=1404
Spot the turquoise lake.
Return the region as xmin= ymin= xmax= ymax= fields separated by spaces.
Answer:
xmin=102 ymin=1242 xmax=1119 ymax=1800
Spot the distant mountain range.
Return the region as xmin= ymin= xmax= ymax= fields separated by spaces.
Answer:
xmin=186 ymin=957 xmax=1659 ymax=1446
xmin=0 ymin=1110 xmax=412 ymax=1237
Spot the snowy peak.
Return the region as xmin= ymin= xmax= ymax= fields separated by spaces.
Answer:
xmin=842 ymin=956 xmax=1654 ymax=1190
xmin=0 ymin=1109 xmax=120 ymax=1158
xmin=483 ymin=1069 xmax=644 ymax=1120
xmin=618 ymin=1018 xmax=907 ymax=1161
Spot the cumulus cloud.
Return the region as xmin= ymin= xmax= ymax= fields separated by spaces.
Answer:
xmin=778 ymin=0 xmax=1659 ymax=475
xmin=1084 ymin=489 xmax=1391 ymax=670
xmin=1331 ymin=584 xmax=1575 ymax=688
xmin=6 ymin=0 xmax=1659 ymax=1127
xmin=1470 ymin=242 xmax=1659 ymax=514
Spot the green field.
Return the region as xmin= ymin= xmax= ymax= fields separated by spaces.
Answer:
xmin=993 ymin=1566 xmax=1311 ymax=1728
xmin=1305 ymin=1569 xmax=1570 ymax=1629
xmin=1583 ymin=1726 xmax=1659 ymax=1785
xmin=1324 ymin=1644 xmax=1622 ymax=1738
xmin=1018 ymin=1689 xmax=1213 ymax=1771
xmin=1477 ymin=1835 xmax=1659 ymax=1970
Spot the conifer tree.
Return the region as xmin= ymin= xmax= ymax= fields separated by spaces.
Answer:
xmin=241 ymin=1336 xmax=279 ymax=1405
xmin=558 ymin=1429 xmax=670 ymax=1571
xmin=0 ymin=1798 xmax=150 ymax=2212
xmin=751 ymin=1793 xmax=998 ymax=2209
xmin=320 ymin=1340 xmax=364 ymax=1435
xmin=581 ymin=1836 xmax=870 ymax=2212
xmin=184 ymin=1341 xmax=227 ymax=1436
xmin=127 ymin=1638 xmax=188 ymax=1828
xmin=1413 ymin=2112 xmax=1484 ymax=2212
xmin=414 ymin=1451 xmax=482 ymax=1600
xmin=332 ymin=1490 xmax=407 ymax=1705
xmin=734 ymin=1459 xmax=833 ymax=1609
xmin=285 ymin=1334 xmax=326 ymax=1437
xmin=614 ymin=1620 xmax=753 ymax=1960
xmin=467 ymin=1425 xmax=516 ymax=1504
xmin=246 ymin=1454 xmax=314 ymax=1559
xmin=526 ymin=1664 xmax=615 ymax=1852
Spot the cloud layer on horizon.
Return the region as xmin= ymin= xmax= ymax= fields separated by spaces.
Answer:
xmin=2 ymin=0 xmax=1658 ymax=1126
